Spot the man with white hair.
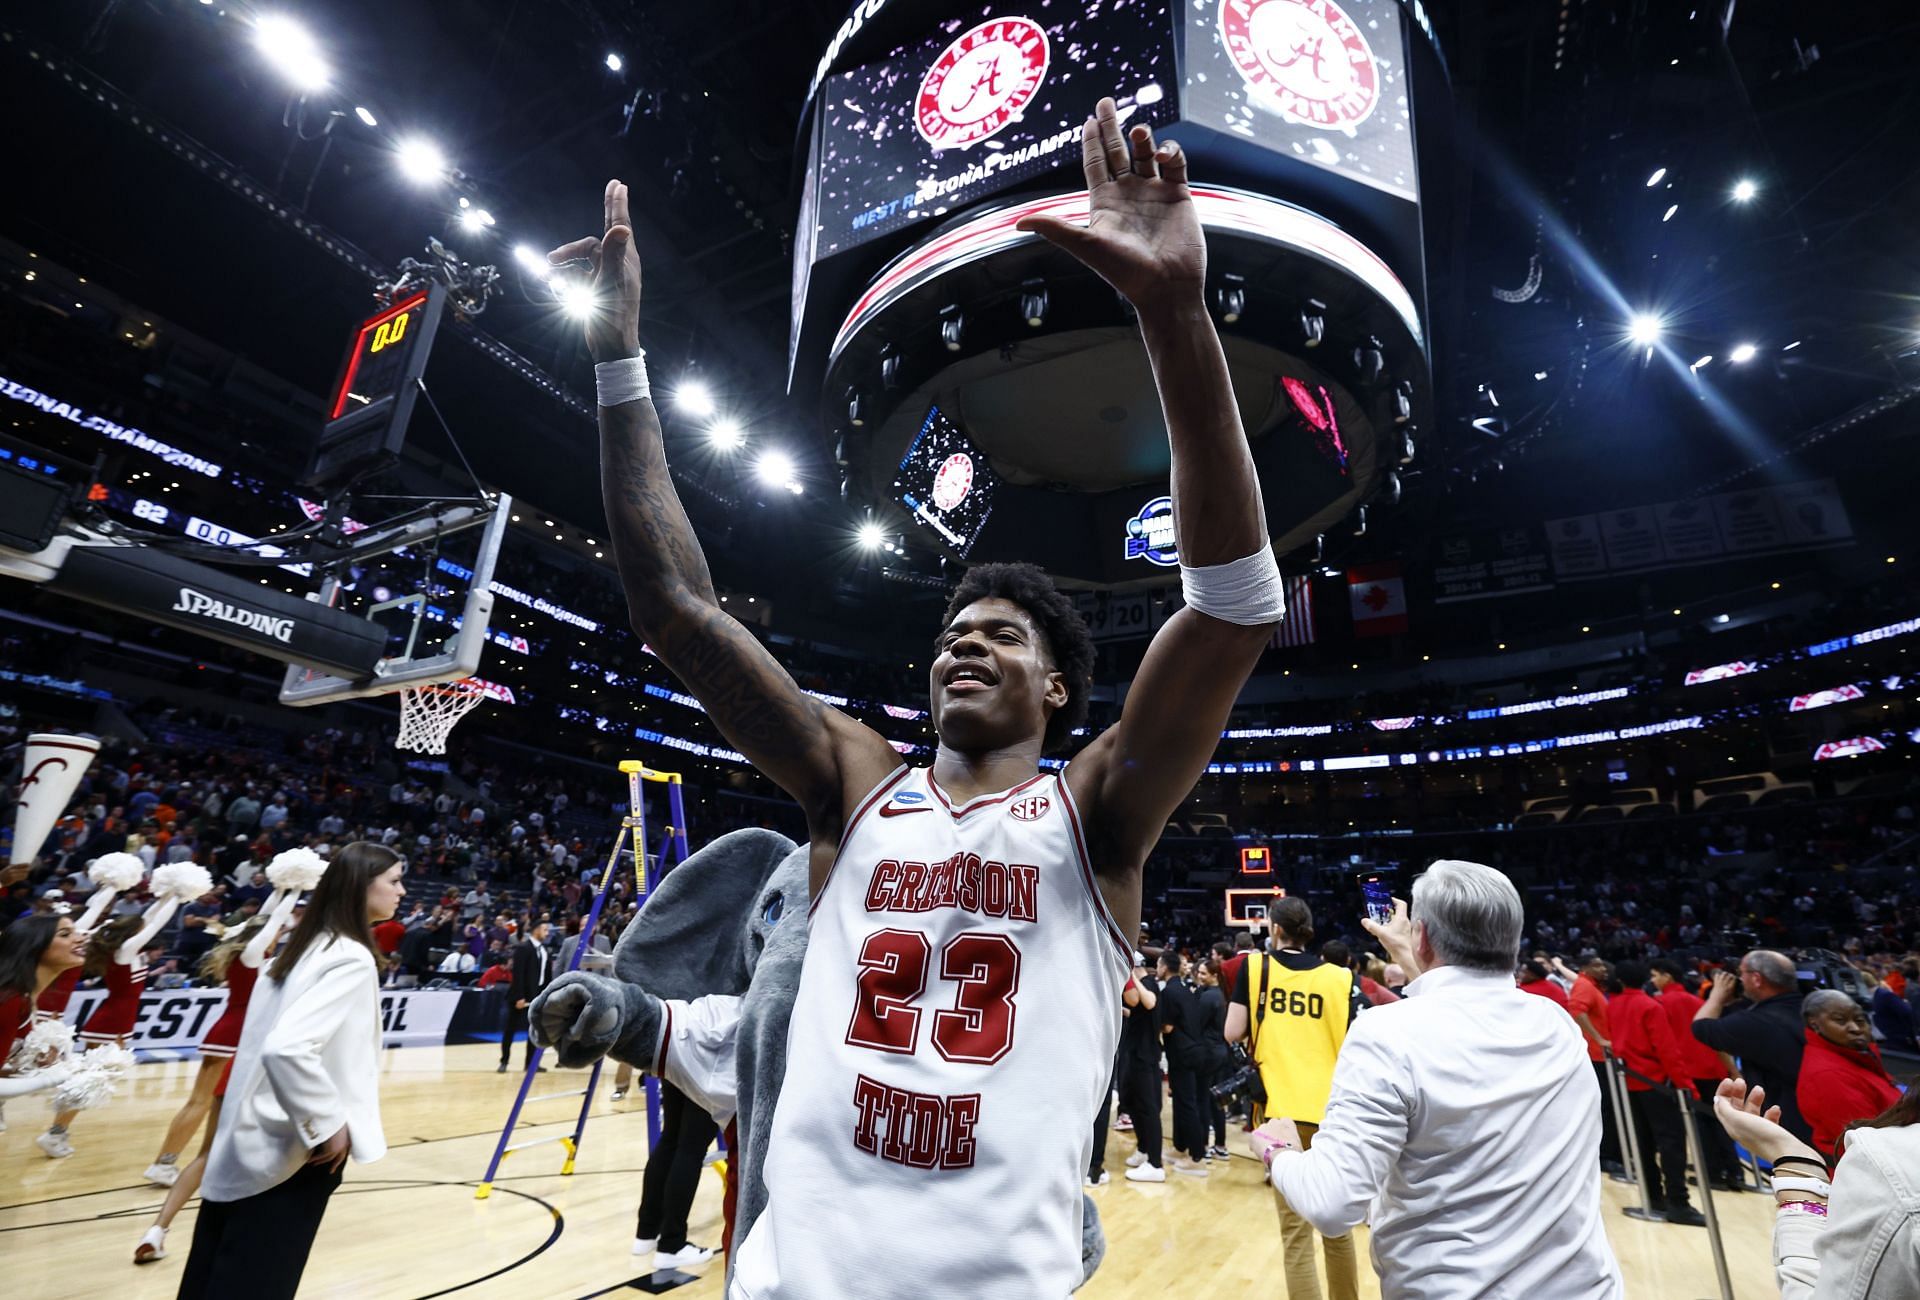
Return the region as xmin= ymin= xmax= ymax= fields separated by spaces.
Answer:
xmin=1250 ymin=860 xmax=1623 ymax=1299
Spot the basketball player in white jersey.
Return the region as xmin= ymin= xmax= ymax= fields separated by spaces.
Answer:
xmin=548 ymin=97 xmax=1285 ymax=1296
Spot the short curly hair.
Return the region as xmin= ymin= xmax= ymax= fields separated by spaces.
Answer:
xmin=941 ymin=562 xmax=1094 ymax=753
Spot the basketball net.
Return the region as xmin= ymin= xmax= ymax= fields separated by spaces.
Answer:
xmin=395 ymin=678 xmax=488 ymax=754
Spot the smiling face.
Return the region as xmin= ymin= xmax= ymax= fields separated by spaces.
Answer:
xmin=42 ymin=917 xmax=86 ymax=975
xmin=929 ymin=598 xmax=1068 ymax=755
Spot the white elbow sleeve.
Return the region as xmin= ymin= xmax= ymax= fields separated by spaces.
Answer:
xmin=1180 ymin=544 xmax=1286 ymax=625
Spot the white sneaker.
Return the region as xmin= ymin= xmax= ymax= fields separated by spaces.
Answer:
xmin=1085 ymin=1170 xmax=1110 ymax=1187
xmin=630 ymin=1236 xmax=657 ymax=1256
xmin=134 ymin=1226 xmax=168 ymax=1263
xmin=654 ymin=1243 xmax=714 ymax=1271
xmin=611 ymin=1087 xmax=628 ymax=1101
xmin=1172 ymin=1156 xmax=1210 ymax=1177
xmin=1125 ymin=1150 xmax=1149 ymax=1168
xmin=1125 ymin=1162 xmax=1166 ymax=1183
xmin=144 ymin=1161 xmax=181 ymax=1188
xmin=37 ymin=1130 xmax=74 ymax=1159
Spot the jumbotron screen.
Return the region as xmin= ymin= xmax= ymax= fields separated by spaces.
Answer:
xmin=893 ymin=403 xmax=998 ymax=557
xmin=813 ymin=0 xmax=1179 ymax=257
xmin=1184 ymin=0 xmax=1418 ymax=201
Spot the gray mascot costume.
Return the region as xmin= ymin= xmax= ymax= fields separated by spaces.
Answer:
xmin=530 ymin=826 xmax=1107 ymax=1289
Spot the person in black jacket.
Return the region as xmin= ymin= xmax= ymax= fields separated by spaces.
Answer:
xmin=1194 ymin=957 xmax=1232 ymax=1158
xmin=1690 ymin=949 xmax=1811 ymax=1141
xmin=1157 ymin=950 xmax=1212 ymax=1176
xmin=498 ymin=920 xmax=552 ymax=1073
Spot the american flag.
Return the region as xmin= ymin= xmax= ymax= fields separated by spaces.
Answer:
xmin=1269 ymin=576 xmax=1316 ymax=648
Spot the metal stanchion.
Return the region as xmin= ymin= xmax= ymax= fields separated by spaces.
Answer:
xmin=1612 ymin=1060 xmax=1665 ymax=1223
xmin=1678 ymin=1088 xmax=1736 ymax=1300
xmin=1602 ymin=1057 xmax=1638 ymax=1184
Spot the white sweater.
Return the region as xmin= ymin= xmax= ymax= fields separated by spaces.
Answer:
xmin=1773 ymin=1123 xmax=1920 ymax=1299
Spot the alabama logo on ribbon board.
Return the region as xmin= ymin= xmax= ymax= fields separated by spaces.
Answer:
xmin=1219 ymin=0 xmax=1380 ymax=131
xmin=916 ymin=17 xmax=1050 ymax=150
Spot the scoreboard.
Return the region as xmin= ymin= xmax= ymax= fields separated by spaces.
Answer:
xmin=307 ymin=283 xmax=446 ymax=488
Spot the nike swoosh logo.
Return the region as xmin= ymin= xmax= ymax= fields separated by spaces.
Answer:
xmin=878 ymin=805 xmax=933 ymax=817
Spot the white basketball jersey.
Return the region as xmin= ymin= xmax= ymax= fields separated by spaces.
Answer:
xmin=730 ymin=765 xmax=1129 ymax=1299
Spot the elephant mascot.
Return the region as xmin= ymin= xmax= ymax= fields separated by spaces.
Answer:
xmin=530 ymin=827 xmax=1108 ymax=1290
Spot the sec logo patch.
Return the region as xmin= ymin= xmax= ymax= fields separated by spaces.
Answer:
xmin=916 ymin=17 xmax=1050 ymax=151
xmin=1009 ymin=794 xmax=1051 ymax=823
xmin=1219 ymin=0 xmax=1379 ymax=132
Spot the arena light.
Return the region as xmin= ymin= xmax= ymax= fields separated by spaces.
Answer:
xmin=554 ymin=279 xmax=595 ymax=320
xmin=709 ymin=418 xmax=746 ymax=452
xmin=756 ymin=449 xmax=797 ymax=490
xmin=353 ymin=105 xmax=378 ymax=128
xmin=1690 ymin=354 xmax=1713 ymax=371
xmin=675 ymin=379 xmax=717 ymax=419
xmin=395 ymin=137 xmax=449 ymax=185
xmin=458 ymin=207 xmax=495 ymax=232
xmin=1729 ymin=342 xmax=1759 ymax=364
xmin=1627 ymin=313 xmax=1664 ymax=346
xmin=1646 ymin=167 xmax=1667 ymax=187
xmin=605 ymin=52 xmax=624 ymax=72
xmin=1661 ymin=204 xmax=1679 ymax=222
xmin=513 ymin=244 xmax=549 ymax=278
xmin=939 ymin=306 xmax=965 ymax=352
xmin=1020 ymin=279 xmax=1049 ymax=328
xmin=1731 ymin=178 xmax=1758 ymax=203
xmin=857 ymin=521 xmax=886 ymax=550
xmin=253 ymin=14 xmax=330 ymax=92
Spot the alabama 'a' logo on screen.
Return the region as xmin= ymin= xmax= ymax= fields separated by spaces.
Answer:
xmin=916 ymin=18 xmax=1050 ymax=151
xmin=931 ymin=453 xmax=974 ymax=511
xmin=1219 ymin=0 xmax=1379 ymax=132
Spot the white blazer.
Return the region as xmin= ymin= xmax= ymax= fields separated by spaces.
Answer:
xmin=202 ymin=935 xmax=387 ymax=1202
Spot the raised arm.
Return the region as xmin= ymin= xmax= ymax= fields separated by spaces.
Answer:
xmin=1023 ymin=102 xmax=1278 ymax=885
xmin=555 ymin=182 xmax=899 ymax=846
xmin=118 ymin=895 xmax=183 ymax=964
xmin=241 ymin=890 xmax=298 ymax=969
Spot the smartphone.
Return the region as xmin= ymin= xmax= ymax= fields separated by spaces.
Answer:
xmin=1357 ymin=869 xmax=1395 ymax=925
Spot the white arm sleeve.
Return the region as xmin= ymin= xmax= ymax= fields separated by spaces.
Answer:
xmin=653 ymin=994 xmax=743 ymax=1129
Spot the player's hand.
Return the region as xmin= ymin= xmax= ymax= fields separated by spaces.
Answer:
xmin=1015 ymin=98 xmax=1202 ymax=313
xmin=548 ymin=179 xmax=643 ymax=363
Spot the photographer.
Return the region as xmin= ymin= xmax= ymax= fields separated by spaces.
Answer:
xmin=1691 ymin=949 xmax=1812 ymax=1143
xmin=1225 ymin=897 xmax=1358 ymax=1300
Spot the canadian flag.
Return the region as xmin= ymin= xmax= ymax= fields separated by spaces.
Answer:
xmin=1348 ymin=562 xmax=1408 ymax=638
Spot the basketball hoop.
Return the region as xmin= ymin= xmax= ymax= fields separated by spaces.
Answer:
xmin=395 ymin=678 xmax=488 ymax=754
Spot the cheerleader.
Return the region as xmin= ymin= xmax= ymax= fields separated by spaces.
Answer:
xmin=141 ymin=895 xmax=293 ymax=1190
xmin=38 ymin=884 xmax=187 ymax=1159
xmin=0 ymin=914 xmax=90 ymax=1123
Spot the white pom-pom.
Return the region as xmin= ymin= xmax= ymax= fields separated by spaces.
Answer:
xmin=11 ymin=1018 xmax=75 ymax=1070
xmin=87 ymin=853 xmax=146 ymax=890
xmin=46 ymin=1041 xmax=135 ymax=1111
xmin=149 ymin=862 xmax=214 ymax=902
xmin=265 ymin=847 xmax=327 ymax=892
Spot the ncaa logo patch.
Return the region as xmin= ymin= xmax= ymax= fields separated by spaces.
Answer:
xmin=892 ymin=790 xmax=926 ymax=805
xmin=1009 ymin=794 xmax=1051 ymax=823
xmin=1219 ymin=0 xmax=1380 ymax=132
xmin=915 ymin=17 xmax=1050 ymax=151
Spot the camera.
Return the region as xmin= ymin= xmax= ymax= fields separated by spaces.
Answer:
xmin=1210 ymin=1045 xmax=1265 ymax=1109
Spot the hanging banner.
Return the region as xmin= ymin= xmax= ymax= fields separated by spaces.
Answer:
xmin=1431 ymin=525 xmax=1555 ymax=603
xmin=1348 ymin=562 xmax=1408 ymax=637
xmin=1545 ymin=479 xmax=1850 ymax=581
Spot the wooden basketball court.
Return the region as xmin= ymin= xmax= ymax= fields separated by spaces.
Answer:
xmin=1 ymin=1043 xmax=1779 ymax=1297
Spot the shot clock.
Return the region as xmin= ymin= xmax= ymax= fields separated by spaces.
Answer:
xmin=305 ymin=282 xmax=447 ymax=488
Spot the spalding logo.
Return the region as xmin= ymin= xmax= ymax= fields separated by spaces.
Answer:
xmin=915 ymin=17 xmax=1050 ymax=151
xmin=1219 ymin=0 xmax=1380 ymax=132
xmin=1009 ymin=794 xmax=1051 ymax=822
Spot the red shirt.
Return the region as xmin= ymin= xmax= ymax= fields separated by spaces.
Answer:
xmin=373 ymin=918 xmax=405 ymax=955
xmin=0 ymin=993 xmax=29 ymax=1062
xmin=1797 ymin=1030 xmax=1902 ymax=1161
xmin=1609 ymin=987 xmax=1695 ymax=1094
xmin=1220 ymin=952 xmax=1249 ymax=996
xmin=1359 ymin=975 xmax=1401 ymax=1007
xmin=1518 ymin=977 xmax=1571 ymax=1011
xmin=1567 ymin=974 xmax=1612 ymax=1062
xmin=1656 ymin=985 xmax=1726 ymax=1081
